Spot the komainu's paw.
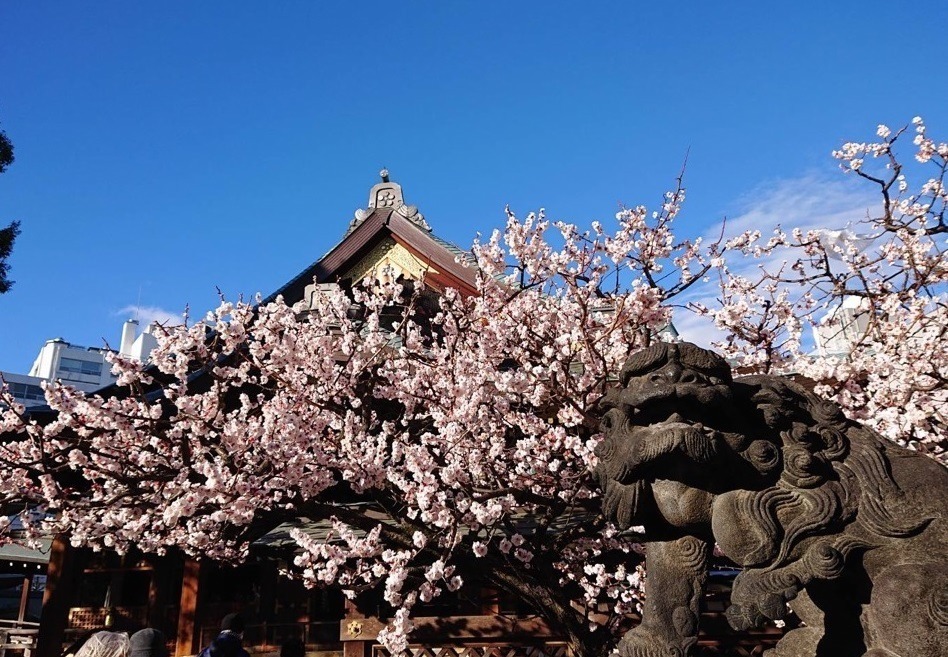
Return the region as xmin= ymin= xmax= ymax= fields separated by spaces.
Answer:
xmin=617 ymin=625 xmax=694 ymax=657
xmin=725 ymin=602 xmax=761 ymax=632
xmin=727 ymin=568 xmax=797 ymax=631
xmin=725 ymin=593 xmax=787 ymax=632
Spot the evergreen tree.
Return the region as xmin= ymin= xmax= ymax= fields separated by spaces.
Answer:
xmin=0 ymin=127 xmax=12 ymax=173
xmin=0 ymin=126 xmax=19 ymax=294
xmin=0 ymin=220 xmax=21 ymax=294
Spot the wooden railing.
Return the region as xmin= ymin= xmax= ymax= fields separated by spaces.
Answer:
xmin=0 ymin=620 xmax=40 ymax=657
xmin=372 ymin=643 xmax=571 ymax=657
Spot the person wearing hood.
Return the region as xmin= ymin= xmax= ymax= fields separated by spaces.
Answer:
xmin=200 ymin=613 xmax=250 ymax=657
xmin=74 ymin=631 xmax=130 ymax=657
xmin=129 ymin=629 xmax=169 ymax=657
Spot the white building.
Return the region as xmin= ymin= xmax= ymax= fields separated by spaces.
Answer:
xmin=1 ymin=372 xmax=48 ymax=407
xmin=2 ymin=319 xmax=160 ymax=407
xmin=26 ymin=338 xmax=115 ymax=391
xmin=812 ymin=296 xmax=871 ymax=357
xmin=119 ymin=318 xmax=161 ymax=362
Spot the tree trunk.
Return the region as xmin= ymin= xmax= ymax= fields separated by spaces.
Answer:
xmin=483 ymin=560 xmax=616 ymax=657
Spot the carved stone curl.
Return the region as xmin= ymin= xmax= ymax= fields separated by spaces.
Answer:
xmin=594 ymin=342 xmax=948 ymax=657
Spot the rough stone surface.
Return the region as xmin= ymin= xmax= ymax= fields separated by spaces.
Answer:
xmin=594 ymin=342 xmax=948 ymax=657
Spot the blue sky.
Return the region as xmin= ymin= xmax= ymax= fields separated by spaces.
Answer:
xmin=1 ymin=2 xmax=946 ymax=371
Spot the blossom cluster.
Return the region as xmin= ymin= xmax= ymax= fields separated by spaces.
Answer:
xmin=696 ymin=117 xmax=948 ymax=461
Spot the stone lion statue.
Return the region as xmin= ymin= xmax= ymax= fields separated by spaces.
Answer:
xmin=594 ymin=342 xmax=948 ymax=657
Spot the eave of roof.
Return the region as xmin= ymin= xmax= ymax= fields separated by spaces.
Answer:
xmin=265 ymin=208 xmax=477 ymax=305
xmin=0 ymin=538 xmax=52 ymax=564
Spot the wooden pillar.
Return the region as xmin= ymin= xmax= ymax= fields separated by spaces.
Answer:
xmin=36 ymin=536 xmax=78 ymax=657
xmin=146 ymin=558 xmax=163 ymax=630
xmin=341 ymin=600 xmax=369 ymax=657
xmin=174 ymin=559 xmax=203 ymax=657
xmin=343 ymin=641 xmax=369 ymax=657
xmin=480 ymin=586 xmax=499 ymax=615
xmin=17 ymin=572 xmax=33 ymax=623
xmin=258 ymin=561 xmax=276 ymax=624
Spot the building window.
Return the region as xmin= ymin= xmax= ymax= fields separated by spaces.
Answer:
xmin=8 ymin=382 xmax=45 ymax=402
xmin=58 ymin=358 xmax=102 ymax=377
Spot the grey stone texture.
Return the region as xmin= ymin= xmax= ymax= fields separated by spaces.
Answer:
xmin=594 ymin=342 xmax=948 ymax=657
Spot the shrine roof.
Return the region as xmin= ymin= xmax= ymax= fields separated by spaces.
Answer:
xmin=266 ymin=171 xmax=477 ymax=304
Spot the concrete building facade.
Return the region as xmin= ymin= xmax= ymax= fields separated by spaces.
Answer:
xmin=2 ymin=320 xmax=160 ymax=407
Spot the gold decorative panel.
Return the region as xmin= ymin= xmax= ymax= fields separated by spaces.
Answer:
xmin=344 ymin=238 xmax=438 ymax=284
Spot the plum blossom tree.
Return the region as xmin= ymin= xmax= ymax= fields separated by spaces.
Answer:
xmin=0 ymin=181 xmax=719 ymax=657
xmin=1 ymin=118 xmax=946 ymax=657
xmin=694 ymin=117 xmax=948 ymax=462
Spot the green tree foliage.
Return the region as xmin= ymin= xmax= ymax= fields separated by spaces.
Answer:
xmin=0 ymin=221 xmax=21 ymax=294
xmin=0 ymin=127 xmax=13 ymax=174
xmin=0 ymin=125 xmax=19 ymax=294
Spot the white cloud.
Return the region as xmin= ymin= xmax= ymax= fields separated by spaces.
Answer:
xmin=710 ymin=172 xmax=877 ymax=245
xmin=116 ymin=305 xmax=185 ymax=327
xmin=669 ymin=311 xmax=724 ymax=349
xmin=673 ymin=173 xmax=879 ymax=345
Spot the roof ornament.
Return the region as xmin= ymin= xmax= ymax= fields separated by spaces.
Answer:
xmin=351 ymin=169 xmax=431 ymax=232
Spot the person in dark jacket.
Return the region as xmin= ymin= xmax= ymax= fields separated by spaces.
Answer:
xmin=199 ymin=614 xmax=250 ymax=657
xmin=129 ymin=629 xmax=168 ymax=657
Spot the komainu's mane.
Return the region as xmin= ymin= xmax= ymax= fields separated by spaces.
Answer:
xmin=740 ymin=375 xmax=932 ymax=566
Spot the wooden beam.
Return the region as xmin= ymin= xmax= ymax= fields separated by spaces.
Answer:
xmin=36 ymin=535 xmax=78 ymax=657
xmin=174 ymin=559 xmax=203 ymax=657
xmin=340 ymin=614 xmax=555 ymax=642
